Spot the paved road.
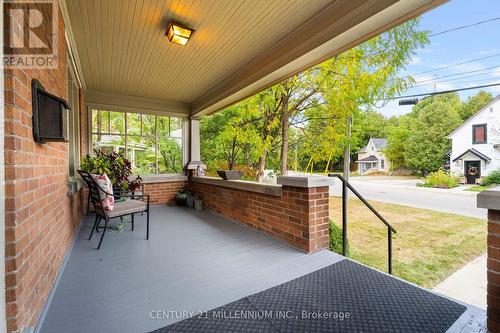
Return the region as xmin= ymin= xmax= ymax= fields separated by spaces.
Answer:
xmin=328 ymin=176 xmax=486 ymax=219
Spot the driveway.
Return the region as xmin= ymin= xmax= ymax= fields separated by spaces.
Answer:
xmin=329 ymin=176 xmax=486 ymax=219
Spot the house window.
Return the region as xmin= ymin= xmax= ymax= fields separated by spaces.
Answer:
xmin=90 ymin=109 xmax=183 ymax=174
xmin=381 ymin=159 xmax=385 ymax=169
xmin=68 ymin=66 xmax=80 ymax=178
xmin=472 ymin=124 xmax=487 ymax=144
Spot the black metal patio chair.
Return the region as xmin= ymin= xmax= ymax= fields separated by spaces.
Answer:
xmin=78 ymin=170 xmax=150 ymax=250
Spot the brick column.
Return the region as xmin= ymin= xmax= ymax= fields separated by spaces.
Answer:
xmin=478 ymin=187 xmax=500 ymax=332
xmin=277 ymin=176 xmax=331 ymax=252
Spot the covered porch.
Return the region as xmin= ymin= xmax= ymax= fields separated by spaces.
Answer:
xmin=7 ymin=0 xmax=488 ymax=332
xmin=38 ymin=205 xmax=483 ymax=333
xmin=356 ymin=155 xmax=380 ymax=175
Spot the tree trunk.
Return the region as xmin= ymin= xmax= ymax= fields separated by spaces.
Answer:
xmin=171 ymin=157 xmax=178 ymax=173
xmin=160 ymin=152 xmax=169 ymax=171
xmin=256 ymin=150 xmax=267 ymax=182
xmin=280 ymin=96 xmax=290 ymax=176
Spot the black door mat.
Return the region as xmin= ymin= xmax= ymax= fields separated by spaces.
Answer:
xmin=152 ymin=259 xmax=466 ymax=333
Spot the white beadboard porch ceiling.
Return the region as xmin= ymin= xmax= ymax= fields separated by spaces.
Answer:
xmin=64 ymin=0 xmax=446 ymax=116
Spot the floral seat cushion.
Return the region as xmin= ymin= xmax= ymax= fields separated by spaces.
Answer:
xmin=92 ymin=174 xmax=114 ymax=211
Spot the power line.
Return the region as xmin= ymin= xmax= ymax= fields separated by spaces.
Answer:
xmin=414 ymin=71 xmax=500 ymax=87
xmin=406 ymin=53 xmax=500 ymax=77
xmin=389 ymin=82 xmax=500 ymax=100
xmin=431 ymin=77 xmax=500 ymax=87
xmin=413 ymin=65 xmax=500 ymax=84
xmin=429 ymin=17 xmax=500 ymax=37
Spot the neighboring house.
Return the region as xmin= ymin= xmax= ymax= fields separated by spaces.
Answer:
xmin=356 ymin=138 xmax=391 ymax=175
xmin=448 ymin=95 xmax=500 ymax=184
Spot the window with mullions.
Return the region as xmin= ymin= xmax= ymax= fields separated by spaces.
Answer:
xmin=90 ymin=109 xmax=183 ymax=174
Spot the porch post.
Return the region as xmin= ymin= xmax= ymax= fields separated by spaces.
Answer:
xmin=185 ymin=118 xmax=206 ymax=173
xmin=0 ymin=18 xmax=6 ymax=330
xmin=478 ymin=187 xmax=500 ymax=332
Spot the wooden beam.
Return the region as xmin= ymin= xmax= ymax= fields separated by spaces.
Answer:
xmin=191 ymin=0 xmax=447 ymax=117
xmin=86 ymin=90 xmax=190 ymax=117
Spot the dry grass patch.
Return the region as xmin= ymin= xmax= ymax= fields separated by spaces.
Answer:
xmin=330 ymin=197 xmax=486 ymax=288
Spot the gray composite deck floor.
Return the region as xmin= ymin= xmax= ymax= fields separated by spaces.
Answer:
xmin=37 ymin=206 xmax=485 ymax=333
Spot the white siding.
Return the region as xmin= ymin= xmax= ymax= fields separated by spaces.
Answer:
xmin=357 ymin=139 xmax=391 ymax=174
xmin=449 ymin=98 xmax=500 ymax=177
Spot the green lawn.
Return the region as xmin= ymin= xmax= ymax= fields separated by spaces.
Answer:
xmin=465 ymin=185 xmax=494 ymax=192
xmin=330 ymin=197 xmax=486 ymax=288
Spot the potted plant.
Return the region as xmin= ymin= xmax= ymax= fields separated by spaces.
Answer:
xmin=216 ymin=170 xmax=243 ymax=180
xmin=175 ymin=190 xmax=189 ymax=206
xmin=80 ymin=150 xmax=143 ymax=193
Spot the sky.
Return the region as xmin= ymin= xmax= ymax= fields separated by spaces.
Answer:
xmin=377 ymin=0 xmax=500 ymax=117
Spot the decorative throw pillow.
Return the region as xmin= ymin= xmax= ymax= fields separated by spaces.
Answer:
xmin=92 ymin=174 xmax=114 ymax=211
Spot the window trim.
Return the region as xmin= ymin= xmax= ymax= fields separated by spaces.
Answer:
xmin=68 ymin=59 xmax=81 ymax=178
xmin=472 ymin=124 xmax=487 ymax=144
xmin=88 ymin=108 xmax=185 ymax=175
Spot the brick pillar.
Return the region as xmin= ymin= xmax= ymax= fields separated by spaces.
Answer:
xmin=277 ymin=176 xmax=331 ymax=253
xmin=478 ymin=187 xmax=500 ymax=332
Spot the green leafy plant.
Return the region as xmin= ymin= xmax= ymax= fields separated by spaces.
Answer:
xmin=80 ymin=150 xmax=142 ymax=191
xmin=80 ymin=151 xmax=111 ymax=175
xmin=329 ymin=219 xmax=349 ymax=256
xmin=482 ymin=170 xmax=500 ymax=186
xmin=421 ymin=170 xmax=459 ymax=189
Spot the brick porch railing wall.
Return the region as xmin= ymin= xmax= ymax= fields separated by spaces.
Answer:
xmin=83 ymin=177 xmax=188 ymax=213
xmin=3 ymin=8 xmax=86 ymax=333
xmin=142 ymin=177 xmax=188 ymax=205
xmin=478 ymin=187 xmax=500 ymax=333
xmin=190 ymin=176 xmax=330 ymax=253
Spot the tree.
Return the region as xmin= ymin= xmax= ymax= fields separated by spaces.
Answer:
xmin=351 ymin=110 xmax=388 ymax=153
xmin=276 ymin=73 xmax=322 ymax=176
xmin=384 ymin=117 xmax=411 ymax=170
xmin=201 ymin=105 xmax=262 ymax=174
xmin=457 ymin=90 xmax=492 ymax=121
xmin=403 ymin=93 xmax=462 ymax=174
xmin=158 ymin=139 xmax=181 ymax=173
xmin=242 ymin=88 xmax=282 ymax=181
xmin=299 ymin=18 xmax=429 ymax=171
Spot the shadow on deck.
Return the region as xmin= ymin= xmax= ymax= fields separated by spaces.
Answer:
xmin=38 ymin=206 xmax=485 ymax=333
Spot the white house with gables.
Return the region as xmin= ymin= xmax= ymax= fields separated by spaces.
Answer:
xmin=356 ymin=138 xmax=391 ymax=175
xmin=448 ymin=95 xmax=500 ymax=184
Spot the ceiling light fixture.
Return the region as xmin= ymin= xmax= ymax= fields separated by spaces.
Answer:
xmin=166 ymin=22 xmax=193 ymax=46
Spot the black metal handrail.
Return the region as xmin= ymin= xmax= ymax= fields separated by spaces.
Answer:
xmin=329 ymin=174 xmax=397 ymax=274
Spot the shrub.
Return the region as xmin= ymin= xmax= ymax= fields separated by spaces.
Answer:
xmin=421 ymin=170 xmax=459 ymax=189
xmin=329 ymin=219 xmax=349 ymax=256
xmin=482 ymin=170 xmax=500 ymax=186
xmin=365 ymin=170 xmax=389 ymax=176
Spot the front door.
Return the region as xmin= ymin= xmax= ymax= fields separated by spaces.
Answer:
xmin=465 ymin=161 xmax=481 ymax=184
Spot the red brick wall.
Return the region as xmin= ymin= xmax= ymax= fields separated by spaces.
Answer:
xmin=190 ymin=182 xmax=330 ymax=253
xmin=4 ymin=10 xmax=84 ymax=333
xmin=488 ymin=210 xmax=500 ymax=332
xmin=143 ymin=181 xmax=187 ymax=205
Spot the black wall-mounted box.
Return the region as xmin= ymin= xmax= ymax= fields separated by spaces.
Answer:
xmin=32 ymin=79 xmax=70 ymax=143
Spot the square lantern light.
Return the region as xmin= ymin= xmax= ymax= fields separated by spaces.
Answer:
xmin=166 ymin=22 xmax=193 ymax=46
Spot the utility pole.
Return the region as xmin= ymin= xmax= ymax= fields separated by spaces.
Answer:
xmin=343 ymin=115 xmax=352 ymax=181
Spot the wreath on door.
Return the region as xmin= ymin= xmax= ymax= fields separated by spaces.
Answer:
xmin=468 ymin=166 xmax=478 ymax=176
